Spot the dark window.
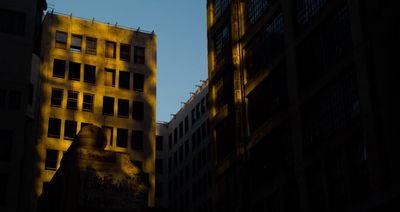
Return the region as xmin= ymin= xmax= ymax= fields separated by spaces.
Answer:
xmin=53 ymin=59 xmax=66 ymax=78
xmin=191 ymin=109 xmax=196 ymax=124
xmin=179 ymin=145 xmax=183 ymax=163
xmin=214 ymin=23 xmax=230 ymax=63
xmin=179 ymin=122 xmax=183 ymax=139
xmin=168 ymin=157 xmax=172 ymax=173
xmin=48 ymin=118 xmax=61 ymax=138
xmin=104 ymin=69 xmax=116 ymax=87
xmin=196 ymin=103 xmax=201 ymax=119
xmin=0 ymin=174 xmax=7 ymax=206
xmin=134 ymin=46 xmax=145 ymax=64
xmin=0 ymin=88 xmax=6 ymax=108
xmin=132 ymin=101 xmax=144 ymax=120
xmin=201 ymin=98 xmax=206 ymax=114
xmin=102 ymin=96 xmax=114 ymax=116
xmin=201 ymin=122 xmax=206 ymax=139
xmin=120 ymin=44 xmax=131 ymax=61
xmin=85 ymin=37 xmax=97 ymax=55
xmin=185 ymin=139 xmax=189 ymax=157
xmin=102 ymin=126 xmax=113 ymax=146
xmin=64 ymin=120 xmax=77 ymax=140
xmin=184 ymin=116 xmax=189 ymax=133
xmin=133 ymin=73 xmax=144 ymax=91
xmin=45 ymin=149 xmax=58 ymax=170
xmin=169 ymin=134 xmax=172 ymax=150
xmin=8 ymin=90 xmax=21 ymax=110
xmin=174 ymin=128 xmax=178 ymax=144
xmin=174 ymin=151 xmax=178 ymax=168
xmin=0 ymin=8 xmax=26 ymax=36
xmin=28 ymin=83 xmax=34 ymax=105
xmin=116 ymin=128 xmax=128 ymax=148
xmin=105 ymin=41 xmax=116 ymax=58
xmin=214 ymin=0 xmax=230 ymax=21
xmin=82 ymin=93 xmax=94 ymax=112
xmin=131 ymin=130 xmax=143 ymax=150
xmin=70 ymin=34 xmax=82 ymax=52
xmin=0 ymin=130 xmax=13 ymax=161
xmin=247 ymin=0 xmax=273 ymax=25
xmin=192 ymin=133 xmax=196 ymax=150
xmin=55 ymin=31 xmax=67 ymax=49
xmin=118 ymin=99 xmax=129 ymax=118
xmin=68 ymin=62 xmax=81 ymax=81
xmin=156 ymin=136 xmax=164 ymax=151
xmin=67 ymin=91 xmax=78 ymax=110
xmin=155 ymin=182 xmax=163 ymax=199
xmin=119 ymin=71 xmax=130 ymax=89
xmin=84 ymin=64 xmax=96 ymax=84
xmin=296 ymin=0 xmax=328 ymax=27
xmin=156 ymin=159 xmax=164 ymax=175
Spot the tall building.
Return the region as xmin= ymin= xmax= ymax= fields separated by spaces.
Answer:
xmin=207 ymin=0 xmax=399 ymax=211
xmin=35 ymin=12 xmax=157 ymax=206
xmin=0 ymin=0 xmax=47 ymax=211
xmin=155 ymin=81 xmax=212 ymax=211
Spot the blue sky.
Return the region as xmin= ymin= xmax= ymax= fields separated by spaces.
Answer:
xmin=48 ymin=0 xmax=208 ymax=122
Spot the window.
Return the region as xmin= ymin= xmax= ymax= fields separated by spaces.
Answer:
xmin=179 ymin=122 xmax=183 ymax=139
xmin=132 ymin=101 xmax=144 ymax=120
xmin=0 ymin=88 xmax=6 ymax=108
xmin=296 ymin=0 xmax=328 ymax=27
xmin=131 ymin=130 xmax=143 ymax=150
xmin=84 ymin=64 xmax=96 ymax=84
xmin=156 ymin=159 xmax=164 ymax=175
xmin=196 ymin=103 xmax=201 ymax=119
xmin=116 ymin=128 xmax=128 ymax=148
xmin=155 ymin=182 xmax=163 ymax=199
xmin=0 ymin=130 xmax=12 ymax=161
xmin=51 ymin=88 xmax=64 ymax=107
xmin=0 ymin=174 xmax=7 ymax=206
xmin=214 ymin=0 xmax=230 ymax=21
xmin=48 ymin=118 xmax=61 ymax=138
xmin=53 ymin=59 xmax=66 ymax=78
xmin=8 ymin=90 xmax=21 ymax=110
xmin=134 ymin=46 xmax=145 ymax=64
xmin=179 ymin=145 xmax=183 ymax=163
xmin=184 ymin=116 xmax=189 ymax=133
xmin=201 ymin=122 xmax=206 ymax=140
xmin=82 ymin=93 xmax=94 ymax=112
xmin=169 ymin=134 xmax=172 ymax=150
xmin=185 ymin=140 xmax=189 ymax=156
xmin=68 ymin=62 xmax=81 ymax=81
xmin=64 ymin=120 xmax=77 ymax=140
xmin=70 ymin=34 xmax=82 ymax=52
xmin=247 ymin=0 xmax=271 ymax=25
xmin=102 ymin=96 xmax=114 ymax=115
xmin=214 ymin=24 xmax=230 ymax=62
xmin=45 ymin=149 xmax=58 ymax=170
xmin=191 ymin=109 xmax=196 ymax=124
xmin=174 ymin=128 xmax=178 ymax=144
xmin=55 ymin=31 xmax=67 ymax=49
xmin=85 ymin=37 xmax=97 ymax=55
xmin=105 ymin=41 xmax=116 ymax=58
xmin=168 ymin=157 xmax=172 ymax=173
xmin=67 ymin=91 xmax=78 ymax=110
xmin=201 ymin=98 xmax=206 ymax=114
xmin=0 ymin=8 xmax=26 ymax=36
xmin=104 ymin=69 xmax=115 ymax=86
xmin=133 ymin=73 xmax=144 ymax=91
xmin=28 ymin=83 xmax=34 ymax=105
xmin=120 ymin=44 xmax=131 ymax=61
xmin=118 ymin=99 xmax=129 ymax=118
xmin=119 ymin=71 xmax=130 ymax=89
xmin=102 ymin=126 xmax=113 ymax=146
xmin=156 ymin=136 xmax=164 ymax=151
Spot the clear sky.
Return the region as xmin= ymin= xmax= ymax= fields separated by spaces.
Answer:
xmin=48 ymin=0 xmax=208 ymax=122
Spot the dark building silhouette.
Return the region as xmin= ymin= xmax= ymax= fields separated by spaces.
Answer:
xmin=206 ymin=0 xmax=400 ymax=211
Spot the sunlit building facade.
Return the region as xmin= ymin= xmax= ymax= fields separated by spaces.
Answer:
xmin=0 ymin=0 xmax=47 ymax=211
xmin=207 ymin=0 xmax=400 ymax=211
xmin=35 ymin=13 xmax=157 ymax=206
xmin=155 ymin=81 xmax=212 ymax=211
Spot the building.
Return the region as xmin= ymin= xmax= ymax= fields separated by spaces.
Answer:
xmin=207 ymin=0 xmax=400 ymax=211
xmin=35 ymin=12 xmax=157 ymax=206
xmin=155 ymin=81 xmax=212 ymax=211
xmin=0 ymin=0 xmax=47 ymax=211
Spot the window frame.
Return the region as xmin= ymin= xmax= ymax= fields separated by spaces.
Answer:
xmin=105 ymin=40 xmax=116 ymax=58
xmin=55 ymin=31 xmax=67 ymax=49
xmin=85 ymin=36 xmax=97 ymax=55
xmin=120 ymin=43 xmax=131 ymax=61
xmin=82 ymin=93 xmax=94 ymax=112
xmin=66 ymin=90 xmax=79 ymax=110
xmin=50 ymin=88 xmax=63 ymax=107
xmin=70 ymin=34 xmax=82 ymax=52
xmin=68 ymin=61 xmax=81 ymax=81
xmin=83 ymin=64 xmax=96 ymax=84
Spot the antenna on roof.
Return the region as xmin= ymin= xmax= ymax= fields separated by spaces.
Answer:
xmin=137 ymin=27 xmax=141 ymax=32
xmin=51 ymin=9 xmax=54 ymax=14
xmin=151 ymin=30 xmax=154 ymax=35
xmin=69 ymin=13 xmax=72 ymax=18
xmin=92 ymin=18 xmax=95 ymax=23
xmin=115 ymin=22 xmax=118 ymax=27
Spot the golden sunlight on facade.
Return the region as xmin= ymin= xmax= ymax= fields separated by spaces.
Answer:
xmin=34 ymin=13 xmax=157 ymax=206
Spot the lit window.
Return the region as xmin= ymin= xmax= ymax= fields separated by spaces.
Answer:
xmin=119 ymin=71 xmax=130 ymax=89
xmin=120 ymin=44 xmax=131 ymax=61
xmin=102 ymin=96 xmax=114 ymax=116
xmin=133 ymin=73 xmax=144 ymax=91
xmin=55 ymin=31 xmax=67 ymax=49
xmin=85 ymin=37 xmax=97 ymax=55
xmin=50 ymin=88 xmax=63 ymax=107
xmin=105 ymin=41 xmax=116 ymax=58
xmin=68 ymin=62 xmax=81 ymax=81
xmin=82 ymin=93 xmax=94 ymax=112
xmin=84 ymin=64 xmax=96 ymax=84
xmin=70 ymin=34 xmax=82 ymax=52
xmin=116 ymin=128 xmax=128 ymax=148
xmin=64 ymin=120 xmax=77 ymax=140
xmin=53 ymin=59 xmax=66 ymax=78
xmin=104 ymin=69 xmax=115 ymax=87
xmin=131 ymin=130 xmax=143 ymax=150
xmin=118 ymin=99 xmax=129 ymax=118
xmin=45 ymin=149 xmax=58 ymax=170
xmin=48 ymin=118 xmax=61 ymax=138
xmin=134 ymin=46 xmax=145 ymax=64
xmin=132 ymin=101 xmax=144 ymax=120
xmin=67 ymin=91 xmax=78 ymax=110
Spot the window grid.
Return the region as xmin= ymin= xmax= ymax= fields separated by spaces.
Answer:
xmin=67 ymin=91 xmax=78 ymax=110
